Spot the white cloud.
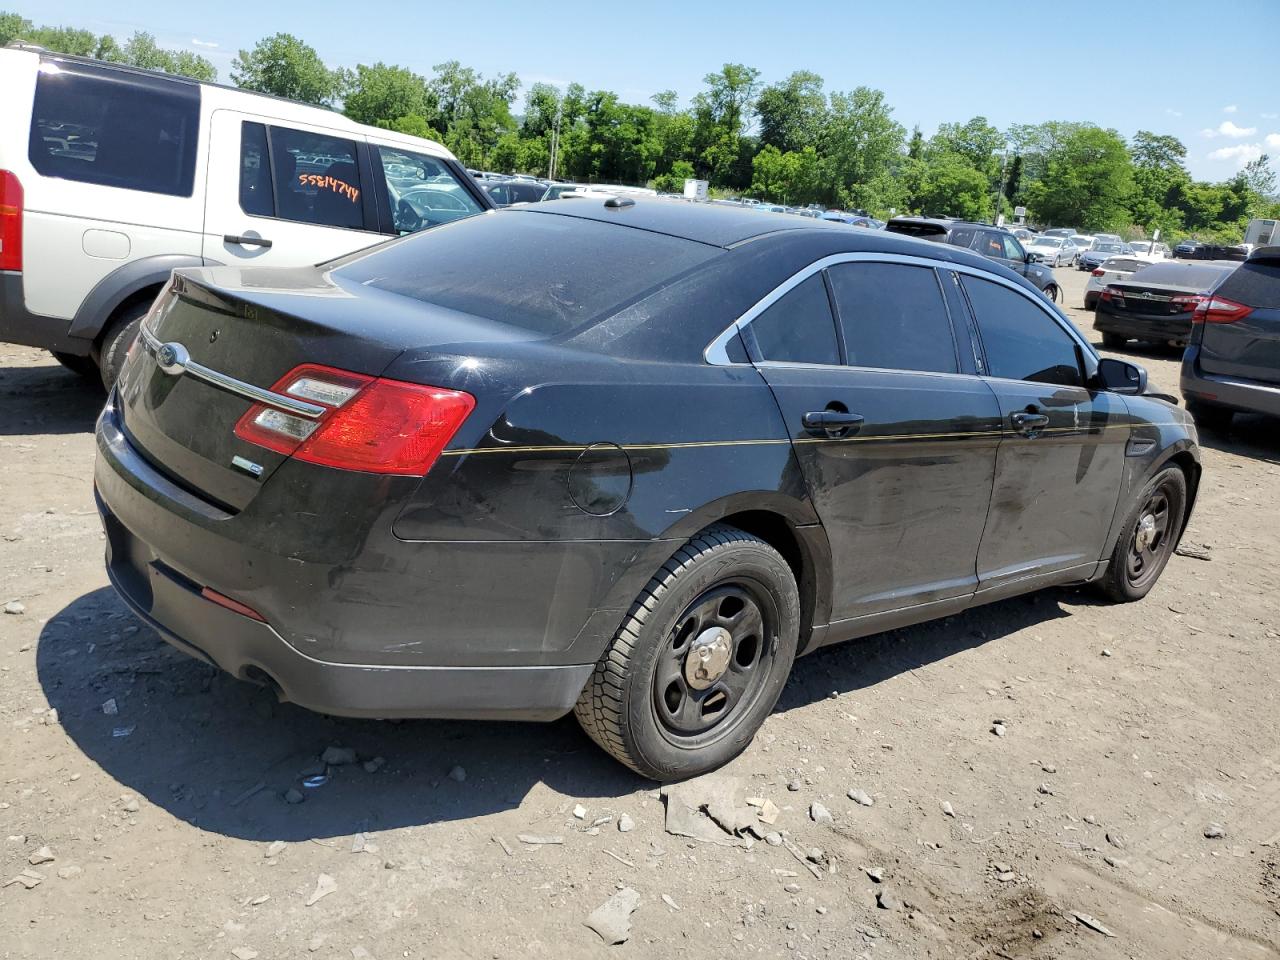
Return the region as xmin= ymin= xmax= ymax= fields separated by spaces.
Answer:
xmin=1209 ymin=143 xmax=1263 ymax=167
xmin=1263 ymin=112 xmax=1280 ymax=120
xmin=1198 ymin=121 xmax=1255 ymax=139
xmin=1223 ymin=104 xmax=1238 ymax=113
xmin=1266 ymin=133 xmax=1280 ymax=149
xmin=1165 ymin=108 xmax=1182 ymax=117
xmin=191 ymin=38 xmax=218 ymax=48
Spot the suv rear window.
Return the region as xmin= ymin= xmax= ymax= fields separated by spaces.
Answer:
xmin=334 ymin=210 xmax=719 ymax=335
xmin=28 ymin=60 xmax=199 ymax=197
xmin=1215 ymin=261 xmax=1280 ymax=308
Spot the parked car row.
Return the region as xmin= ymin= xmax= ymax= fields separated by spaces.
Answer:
xmin=885 ymin=217 xmax=1061 ymax=302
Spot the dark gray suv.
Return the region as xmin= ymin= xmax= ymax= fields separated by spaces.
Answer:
xmin=1181 ymin=246 xmax=1280 ymax=429
xmin=887 ymin=218 xmax=1061 ymax=303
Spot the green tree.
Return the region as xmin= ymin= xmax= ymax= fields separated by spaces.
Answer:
xmin=653 ymin=159 xmax=695 ymax=193
xmin=819 ymin=87 xmax=904 ymax=209
xmin=1025 ymin=126 xmax=1134 ymax=230
xmin=0 ymin=11 xmax=33 ymax=45
xmin=756 ymin=70 xmax=826 ymax=154
xmin=692 ymin=63 xmax=760 ymax=186
xmin=343 ymin=63 xmax=433 ymax=128
xmin=231 ymin=33 xmax=337 ymax=104
xmin=913 ymin=152 xmax=992 ymax=220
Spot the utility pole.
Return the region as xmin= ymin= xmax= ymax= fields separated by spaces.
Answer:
xmin=549 ymin=94 xmax=563 ymax=181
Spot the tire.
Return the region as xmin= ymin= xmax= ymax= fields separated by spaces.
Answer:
xmin=50 ymin=351 xmax=100 ymax=382
xmin=98 ymin=301 xmax=149 ymax=391
xmin=574 ymin=524 xmax=800 ymax=780
xmin=1100 ymin=332 xmax=1125 ymax=349
xmin=1096 ymin=466 xmax=1187 ymax=603
xmin=1043 ymin=284 xmax=1060 ymax=304
xmin=1186 ymin=399 xmax=1233 ymax=433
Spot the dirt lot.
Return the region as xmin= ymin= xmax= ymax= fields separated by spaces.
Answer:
xmin=2 ymin=266 xmax=1278 ymax=960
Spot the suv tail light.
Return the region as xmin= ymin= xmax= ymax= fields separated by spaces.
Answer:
xmin=234 ymin=364 xmax=475 ymax=476
xmin=1192 ymin=295 xmax=1252 ymax=324
xmin=1169 ymin=294 xmax=1205 ymax=312
xmin=0 ymin=170 xmax=22 ymax=272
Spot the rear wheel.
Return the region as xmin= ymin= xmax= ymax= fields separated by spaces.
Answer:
xmin=1100 ymin=332 xmax=1126 ymax=349
xmin=574 ymin=525 xmax=799 ymax=780
xmin=1043 ymin=284 xmax=1060 ymax=303
xmin=1096 ymin=466 xmax=1187 ymax=603
xmin=98 ymin=302 xmax=149 ymax=391
xmin=1186 ymin=399 xmax=1233 ymax=432
xmin=50 ymin=351 xmax=99 ymax=382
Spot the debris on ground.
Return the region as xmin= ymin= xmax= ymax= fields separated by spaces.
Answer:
xmin=320 ymin=746 xmax=356 ymax=766
xmin=304 ymin=873 xmax=337 ymax=907
xmin=661 ymin=775 xmax=753 ymax=845
xmin=516 ymin=834 xmax=564 ymax=845
xmin=28 ymin=846 xmax=54 ymax=865
xmin=876 ymin=890 xmax=901 ymax=911
xmin=848 ymin=788 xmax=874 ymax=807
xmin=448 ymin=765 xmax=467 ymax=783
xmin=617 ymin=814 xmax=635 ymax=833
xmin=3 ymin=600 xmax=24 ymax=615
xmin=1203 ymin=822 xmax=1226 ymax=839
xmin=572 ymin=803 xmax=587 ymax=819
xmin=584 ymin=887 xmax=640 ymax=945
xmin=1072 ymin=911 xmax=1117 ymax=937
xmin=1175 ymin=542 xmax=1212 ymax=561
xmin=661 ymin=894 xmax=680 ymax=911
xmin=810 ymin=801 xmax=833 ymax=824
xmin=5 ymin=869 xmax=44 ymax=889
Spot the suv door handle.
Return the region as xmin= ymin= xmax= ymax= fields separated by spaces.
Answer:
xmin=224 ymin=234 xmax=273 ymax=249
xmin=802 ymin=410 xmax=864 ymax=438
xmin=1011 ymin=410 xmax=1050 ymax=435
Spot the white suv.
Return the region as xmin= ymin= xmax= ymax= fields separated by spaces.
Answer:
xmin=0 ymin=45 xmax=492 ymax=386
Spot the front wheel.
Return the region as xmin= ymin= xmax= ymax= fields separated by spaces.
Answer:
xmin=1096 ymin=466 xmax=1187 ymax=603
xmin=574 ymin=525 xmax=799 ymax=780
xmin=1043 ymin=283 xmax=1060 ymax=303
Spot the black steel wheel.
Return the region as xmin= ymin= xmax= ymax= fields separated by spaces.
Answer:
xmin=575 ymin=525 xmax=799 ymax=780
xmin=1098 ymin=466 xmax=1187 ymax=602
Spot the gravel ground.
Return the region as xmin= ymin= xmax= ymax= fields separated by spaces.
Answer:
xmin=2 ymin=265 xmax=1278 ymax=959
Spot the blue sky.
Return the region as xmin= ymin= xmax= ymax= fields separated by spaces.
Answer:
xmin=16 ymin=0 xmax=1280 ymax=181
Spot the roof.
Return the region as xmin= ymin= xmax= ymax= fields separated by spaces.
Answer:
xmin=522 ymin=197 xmax=848 ymax=247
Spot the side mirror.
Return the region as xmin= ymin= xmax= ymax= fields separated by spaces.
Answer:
xmin=1025 ymin=252 xmax=1040 ymax=263
xmin=1096 ymin=357 xmax=1147 ymax=395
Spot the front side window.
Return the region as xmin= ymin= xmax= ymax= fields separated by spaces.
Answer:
xmin=268 ymin=126 xmax=364 ymax=230
xmin=28 ymin=62 xmax=199 ymax=197
xmin=961 ymin=275 xmax=1083 ymax=387
xmin=828 ymin=262 xmax=958 ymax=373
xmin=1001 ymin=234 xmax=1025 ymax=261
xmin=979 ymin=232 xmax=1006 ymax=259
xmin=377 ymin=146 xmax=484 ymax=234
xmin=748 ymin=274 xmax=840 ymax=365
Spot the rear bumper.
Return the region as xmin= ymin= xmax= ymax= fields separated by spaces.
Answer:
xmin=1093 ymin=307 xmax=1192 ymax=342
xmin=91 ymin=395 xmax=656 ymax=721
xmin=1181 ymin=346 xmax=1280 ymax=417
xmin=0 ymin=271 xmax=93 ymax=355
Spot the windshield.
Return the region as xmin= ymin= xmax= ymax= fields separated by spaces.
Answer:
xmin=377 ymin=146 xmax=484 ymax=233
xmin=1130 ymin=242 xmax=1152 ymax=252
xmin=1099 ymin=257 xmax=1144 ymax=273
xmin=1070 ymin=236 xmax=1092 ymax=247
xmin=1033 ymin=237 xmax=1062 ymax=248
xmin=1095 ymin=242 xmax=1125 ymax=253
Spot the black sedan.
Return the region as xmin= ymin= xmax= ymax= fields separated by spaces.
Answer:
xmin=1094 ymin=260 xmax=1239 ymax=349
xmin=95 ymin=200 xmax=1200 ymax=780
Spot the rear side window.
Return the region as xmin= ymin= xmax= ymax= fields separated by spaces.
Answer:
xmin=1215 ymin=261 xmax=1280 ymax=308
xmin=267 ymin=126 xmax=364 ymax=230
xmin=828 ymin=262 xmax=957 ymax=373
xmin=376 ymin=145 xmax=483 ymax=233
xmin=238 ymin=122 xmax=273 ymax=216
xmin=335 ymin=210 xmax=719 ymax=335
xmin=949 ymin=227 xmax=977 ymax=248
xmin=749 ymin=274 xmax=840 ymax=365
xmin=28 ymin=61 xmax=199 ymax=197
xmin=961 ymin=276 xmax=1083 ymax=387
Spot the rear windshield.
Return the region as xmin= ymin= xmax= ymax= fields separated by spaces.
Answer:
xmin=1216 ymin=261 xmax=1280 ymax=308
xmin=1100 ymin=258 xmax=1145 ymax=273
xmin=1125 ymin=262 xmax=1236 ymax=289
xmin=28 ymin=60 xmax=199 ymax=197
xmin=334 ymin=210 xmax=719 ymax=334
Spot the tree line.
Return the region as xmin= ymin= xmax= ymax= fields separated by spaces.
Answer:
xmin=3 ymin=12 xmax=1277 ymax=241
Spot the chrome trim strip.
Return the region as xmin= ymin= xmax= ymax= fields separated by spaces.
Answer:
xmin=139 ymin=326 xmax=327 ymax=419
xmin=704 ymin=250 xmax=1097 ymax=366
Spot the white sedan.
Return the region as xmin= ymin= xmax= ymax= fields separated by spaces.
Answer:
xmin=1084 ymin=255 xmax=1153 ymax=309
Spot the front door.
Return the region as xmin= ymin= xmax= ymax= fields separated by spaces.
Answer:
xmin=957 ymin=273 xmax=1127 ymax=590
xmin=745 ymin=260 xmax=1002 ymax=624
xmin=202 ymin=110 xmax=383 ymax=268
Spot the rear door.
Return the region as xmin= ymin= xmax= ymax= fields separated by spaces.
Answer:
xmin=958 ymin=273 xmax=1127 ymax=589
xmin=1196 ymin=256 xmax=1280 ymax=384
xmin=747 ymin=257 xmax=1002 ymax=622
xmin=202 ymin=111 xmax=381 ymax=267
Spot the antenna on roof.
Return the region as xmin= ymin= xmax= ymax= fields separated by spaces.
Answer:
xmin=603 ymin=196 xmax=635 ymax=209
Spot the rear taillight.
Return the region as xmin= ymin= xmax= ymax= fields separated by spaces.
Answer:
xmin=1101 ymin=286 xmax=1123 ymax=303
xmin=0 ymin=170 xmax=22 ymax=272
xmin=234 ymin=363 xmax=475 ymax=476
xmin=1192 ymin=295 xmax=1252 ymax=324
xmin=1091 ymin=268 xmax=1105 ymax=277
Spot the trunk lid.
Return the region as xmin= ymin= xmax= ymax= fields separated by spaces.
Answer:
xmin=1106 ymin=262 xmax=1236 ymax=319
xmin=1197 ymin=256 xmax=1280 ymax=385
xmin=116 ymin=265 xmax=533 ymax=511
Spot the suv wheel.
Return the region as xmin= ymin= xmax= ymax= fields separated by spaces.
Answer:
xmin=574 ymin=525 xmax=800 ymax=780
xmin=1096 ymin=466 xmax=1187 ymax=603
xmin=98 ymin=302 xmax=150 ymax=391
xmin=1043 ymin=284 xmax=1060 ymax=303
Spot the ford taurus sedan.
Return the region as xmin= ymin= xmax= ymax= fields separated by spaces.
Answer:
xmin=95 ymin=200 xmax=1201 ymax=780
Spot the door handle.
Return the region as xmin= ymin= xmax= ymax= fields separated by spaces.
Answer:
xmin=802 ymin=410 xmax=864 ymax=438
xmin=1011 ymin=410 xmax=1050 ymax=435
xmin=224 ymin=234 xmax=273 ymax=249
